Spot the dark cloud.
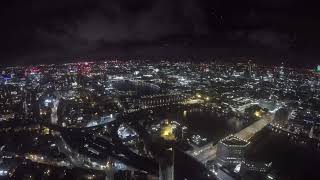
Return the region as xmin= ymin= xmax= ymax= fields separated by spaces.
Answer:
xmin=1 ymin=0 xmax=207 ymax=60
xmin=247 ymin=31 xmax=290 ymax=49
xmin=0 ymin=0 xmax=319 ymax=66
xmin=48 ymin=0 xmax=208 ymax=43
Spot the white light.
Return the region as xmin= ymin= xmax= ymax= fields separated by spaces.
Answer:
xmin=44 ymin=99 xmax=52 ymax=103
xmin=267 ymin=175 xmax=274 ymax=180
xmin=0 ymin=170 xmax=8 ymax=176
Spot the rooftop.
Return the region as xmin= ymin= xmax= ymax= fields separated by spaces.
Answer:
xmin=221 ymin=135 xmax=250 ymax=147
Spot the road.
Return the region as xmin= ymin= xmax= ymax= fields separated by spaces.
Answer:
xmin=187 ymin=113 xmax=274 ymax=164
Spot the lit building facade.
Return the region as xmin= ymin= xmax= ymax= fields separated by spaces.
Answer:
xmin=216 ymin=135 xmax=250 ymax=167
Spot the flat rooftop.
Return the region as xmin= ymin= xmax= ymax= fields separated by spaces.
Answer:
xmin=221 ymin=135 xmax=249 ymax=146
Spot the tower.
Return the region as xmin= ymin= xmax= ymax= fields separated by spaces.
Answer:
xmin=248 ymin=60 xmax=252 ymax=77
xmin=159 ymin=148 xmax=174 ymax=180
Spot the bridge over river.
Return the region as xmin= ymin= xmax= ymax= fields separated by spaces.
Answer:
xmin=186 ymin=113 xmax=274 ymax=164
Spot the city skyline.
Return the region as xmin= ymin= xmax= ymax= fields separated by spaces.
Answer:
xmin=0 ymin=60 xmax=320 ymax=179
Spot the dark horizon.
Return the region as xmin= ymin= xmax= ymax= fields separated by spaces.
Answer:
xmin=1 ymin=54 xmax=318 ymax=69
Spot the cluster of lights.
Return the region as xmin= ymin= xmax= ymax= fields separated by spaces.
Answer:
xmin=0 ymin=170 xmax=8 ymax=176
xmin=254 ymin=110 xmax=263 ymax=118
xmin=241 ymin=160 xmax=272 ymax=173
xmin=219 ymin=135 xmax=250 ymax=148
xmin=160 ymin=122 xmax=176 ymax=141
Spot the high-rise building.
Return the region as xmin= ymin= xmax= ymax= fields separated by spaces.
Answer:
xmin=159 ymin=148 xmax=174 ymax=180
xmin=244 ymin=60 xmax=253 ymax=79
xmin=216 ymin=135 xmax=250 ymax=167
xmin=248 ymin=60 xmax=252 ymax=77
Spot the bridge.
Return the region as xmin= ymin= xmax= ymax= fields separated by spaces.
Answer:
xmin=187 ymin=113 xmax=274 ymax=164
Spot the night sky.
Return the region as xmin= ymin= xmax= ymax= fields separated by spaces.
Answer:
xmin=0 ymin=0 xmax=319 ymax=67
